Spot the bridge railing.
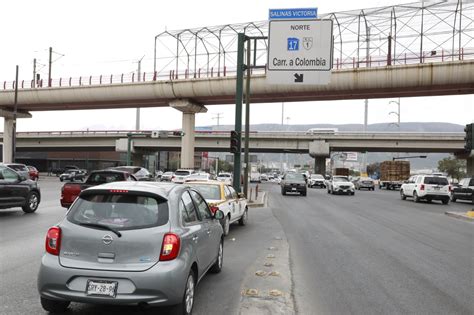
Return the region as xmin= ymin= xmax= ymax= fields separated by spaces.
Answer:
xmin=2 ymin=48 xmax=473 ymax=91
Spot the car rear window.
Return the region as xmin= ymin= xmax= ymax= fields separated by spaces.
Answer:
xmin=87 ymin=172 xmax=127 ymax=185
xmin=67 ymin=193 xmax=168 ymax=230
xmin=218 ymin=174 xmax=231 ymax=178
xmin=8 ymin=164 xmax=27 ymax=171
xmin=188 ymin=184 xmax=221 ymax=200
xmin=286 ymin=173 xmax=305 ymax=180
xmin=175 ymin=170 xmax=192 ymax=176
xmin=114 ymin=167 xmax=140 ymax=174
xmin=424 ymin=177 xmax=449 ymax=185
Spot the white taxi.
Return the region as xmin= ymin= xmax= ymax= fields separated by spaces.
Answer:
xmin=186 ymin=181 xmax=248 ymax=236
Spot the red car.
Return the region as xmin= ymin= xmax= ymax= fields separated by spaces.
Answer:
xmin=27 ymin=166 xmax=39 ymax=181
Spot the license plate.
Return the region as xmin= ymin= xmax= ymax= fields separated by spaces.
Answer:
xmin=434 ymin=187 xmax=440 ymax=190
xmin=86 ymin=280 xmax=118 ymax=297
xmin=292 ymin=188 xmax=297 ymax=191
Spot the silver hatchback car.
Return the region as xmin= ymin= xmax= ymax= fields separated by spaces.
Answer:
xmin=38 ymin=181 xmax=224 ymax=315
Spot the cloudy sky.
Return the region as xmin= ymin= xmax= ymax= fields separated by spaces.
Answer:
xmin=0 ymin=0 xmax=472 ymax=132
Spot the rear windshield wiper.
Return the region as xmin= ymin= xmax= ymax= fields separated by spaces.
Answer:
xmin=79 ymin=222 xmax=122 ymax=237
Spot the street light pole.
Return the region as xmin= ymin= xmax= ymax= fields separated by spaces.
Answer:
xmin=136 ymin=55 xmax=145 ymax=130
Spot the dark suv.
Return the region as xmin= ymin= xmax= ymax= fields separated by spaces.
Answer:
xmin=0 ymin=164 xmax=41 ymax=213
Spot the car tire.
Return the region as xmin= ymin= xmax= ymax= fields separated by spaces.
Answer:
xmin=221 ymin=215 xmax=230 ymax=236
xmin=427 ymin=198 xmax=432 ymax=203
xmin=282 ymin=189 xmax=286 ymax=196
xmin=442 ymin=198 xmax=449 ymax=205
xmin=400 ymin=190 xmax=407 ymax=200
xmin=239 ymin=209 xmax=248 ymax=226
xmin=22 ymin=191 xmax=40 ymax=213
xmin=450 ymin=194 xmax=456 ymax=202
xmin=40 ymin=297 xmax=70 ymax=313
xmin=327 ymin=188 xmax=330 ymax=194
xmin=302 ymin=191 xmax=307 ymax=196
xmin=413 ymin=192 xmax=420 ymax=203
xmin=59 ymin=178 xmax=63 ymax=182
xmin=210 ymin=240 xmax=224 ymax=274
xmin=351 ymin=192 xmax=355 ymax=196
xmin=172 ymin=271 xmax=196 ymax=315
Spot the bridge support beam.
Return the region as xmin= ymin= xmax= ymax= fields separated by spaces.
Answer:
xmin=170 ymin=99 xmax=207 ymax=169
xmin=1 ymin=110 xmax=32 ymax=163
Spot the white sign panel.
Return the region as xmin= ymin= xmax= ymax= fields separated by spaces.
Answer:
xmin=267 ymin=19 xmax=333 ymax=85
xmin=345 ymin=152 xmax=358 ymax=161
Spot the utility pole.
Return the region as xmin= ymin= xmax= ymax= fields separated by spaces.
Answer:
xmin=48 ymin=47 xmax=52 ymax=87
xmin=33 ymin=58 xmax=36 ymax=87
xmin=212 ymin=113 xmax=224 ymax=127
xmin=280 ymin=102 xmax=284 ymax=172
xmin=136 ymin=55 xmax=145 ymax=130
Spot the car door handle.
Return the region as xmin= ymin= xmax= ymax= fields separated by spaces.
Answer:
xmin=192 ymin=235 xmax=199 ymax=241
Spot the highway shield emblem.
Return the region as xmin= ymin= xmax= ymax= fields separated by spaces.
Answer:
xmin=303 ymin=37 xmax=313 ymax=50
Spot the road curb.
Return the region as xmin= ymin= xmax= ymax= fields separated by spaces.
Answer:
xmin=239 ymin=230 xmax=295 ymax=315
xmin=247 ymin=192 xmax=267 ymax=208
xmin=445 ymin=211 xmax=474 ymax=222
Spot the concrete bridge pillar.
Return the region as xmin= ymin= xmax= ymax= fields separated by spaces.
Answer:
xmin=1 ymin=110 xmax=32 ymax=163
xmin=170 ymin=99 xmax=207 ymax=169
xmin=314 ymin=157 xmax=327 ymax=175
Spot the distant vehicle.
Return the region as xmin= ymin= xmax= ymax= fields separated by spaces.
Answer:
xmin=184 ymin=172 xmax=212 ymax=183
xmin=217 ymin=172 xmax=232 ymax=185
xmin=379 ymin=161 xmax=410 ymax=190
xmin=260 ymin=174 xmax=269 ymax=181
xmin=160 ymin=171 xmax=174 ymax=182
xmin=327 ymin=176 xmax=355 ymax=195
xmin=0 ymin=164 xmax=40 ymax=213
xmin=450 ymin=177 xmax=473 ymax=204
xmin=4 ymin=163 xmax=30 ymax=179
xmin=60 ymin=169 xmax=137 ymax=208
xmin=281 ymin=172 xmax=307 ymax=196
xmin=59 ymin=169 xmax=87 ymax=182
xmin=38 ymin=181 xmax=225 ymax=314
xmin=306 ymin=127 xmax=338 ymax=135
xmin=52 ymin=165 xmax=79 ymax=176
xmin=172 ymin=169 xmax=194 ymax=184
xmin=111 ymin=166 xmax=153 ymax=181
xmin=308 ymin=174 xmax=325 ymax=188
xmin=354 ymin=177 xmax=375 ymax=191
xmin=400 ymin=175 xmax=451 ymax=204
xmin=250 ymin=172 xmax=261 ymax=183
xmin=155 ymin=170 xmax=163 ymax=180
xmin=27 ymin=165 xmax=39 ymax=181
xmin=186 ymin=180 xmax=248 ymax=236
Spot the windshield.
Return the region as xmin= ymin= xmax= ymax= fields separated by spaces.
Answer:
xmin=311 ymin=175 xmax=324 ymax=179
xmin=188 ymin=184 xmax=221 ymax=200
xmin=285 ymin=173 xmax=305 ymax=181
xmin=67 ymin=193 xmax=168 ymax=230
xmin=333 ymin=177 xmax=349 ymax=182
xmin=424 ymin=177 xmax=449 ymax=185
xmin=113 ymin=167 xmax=141 ymax=174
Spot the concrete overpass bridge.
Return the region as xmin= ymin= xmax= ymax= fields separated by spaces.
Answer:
xmin=7 ymin=130 xmax=465 ymax=154
xmin=0 ymin=1 xmax=473 ymax=168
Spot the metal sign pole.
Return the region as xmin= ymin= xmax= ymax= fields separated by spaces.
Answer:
xmin=243 ymin=39 xmax=252 ymax=198
xmin=232 ymin=33 xmax=246 ymax=192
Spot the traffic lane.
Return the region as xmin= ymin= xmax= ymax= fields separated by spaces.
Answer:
xmin=269 ymin=184 xmax=472 ymax=315
xmin=0 ymin=181 xmax=279 ymax=315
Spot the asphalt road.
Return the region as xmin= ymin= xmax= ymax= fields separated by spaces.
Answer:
xmin=269 ymin=183 xmax=473 ymax=315
xmin=0 ymin=178 xmax=281 ymax=315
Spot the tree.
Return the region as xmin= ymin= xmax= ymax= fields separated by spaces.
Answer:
xmin=437 ymin=157 xmax=466 ymax=180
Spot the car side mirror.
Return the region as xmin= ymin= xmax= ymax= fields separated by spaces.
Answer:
xmin=237 ymin=192 xmax=245 ymax=199
xmin=19 ymin=174 xmax=27 ymax=182
xmin=214 ymin=210 xmax=224 ymax=220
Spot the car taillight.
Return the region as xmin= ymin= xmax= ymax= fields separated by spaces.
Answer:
xmin=160 ymin=233 xmax=180 ymax=261
xmin=448 ymin=185 xmax=452 ymax=192
xmin=420 ymin=184 xmax=425 ymax=191
xmin=209 ymin=206 xmax=219 ymax=214
xmin=45 ymin=227 xmax=61 ymax=256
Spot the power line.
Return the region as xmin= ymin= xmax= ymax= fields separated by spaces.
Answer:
xmin=212 ymin=113 xmax=224 ymax=127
